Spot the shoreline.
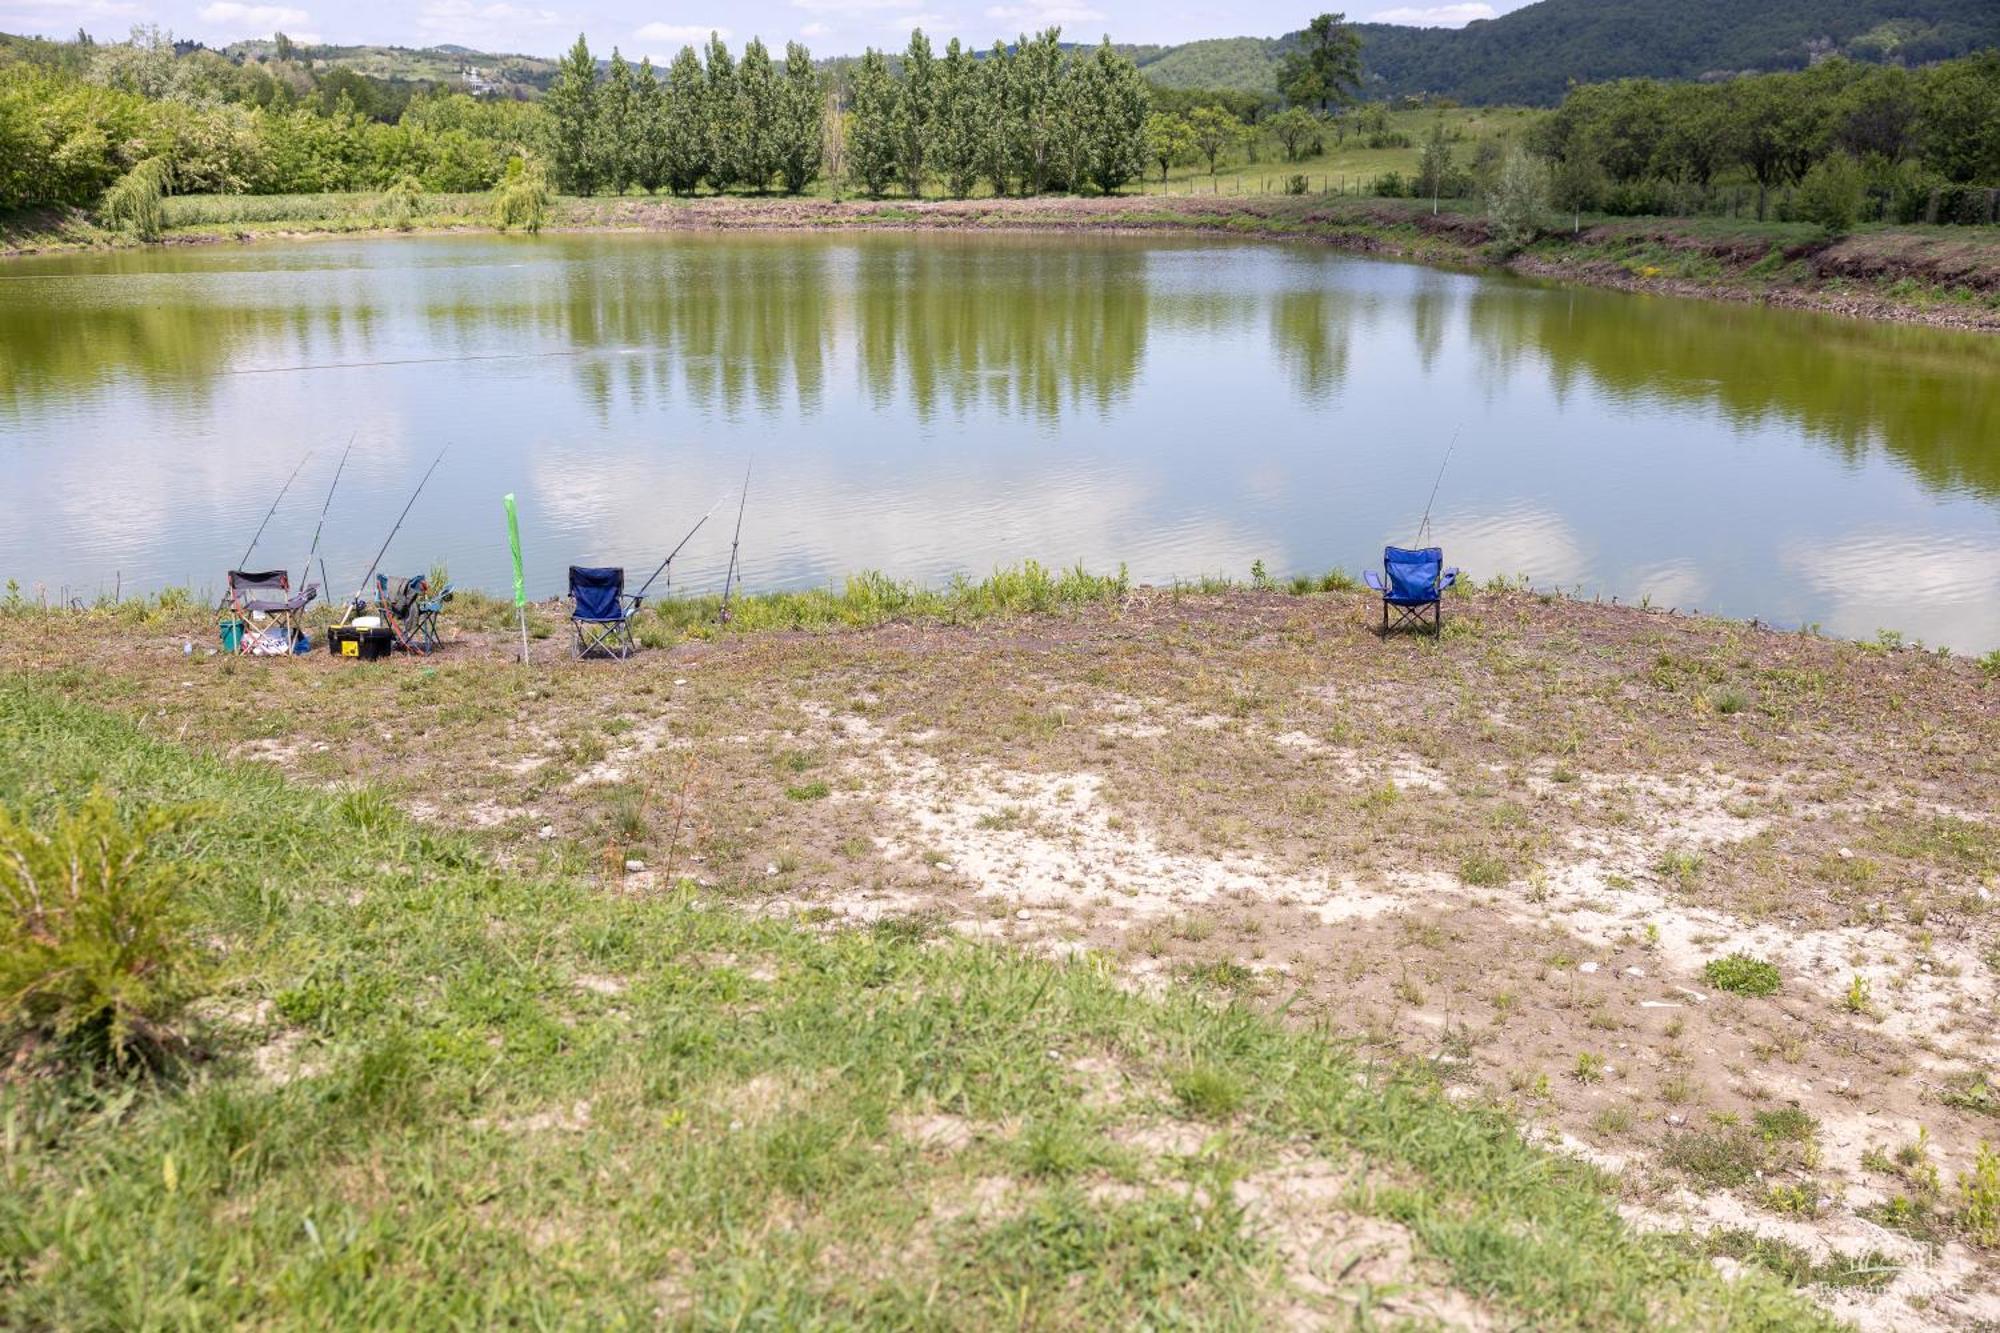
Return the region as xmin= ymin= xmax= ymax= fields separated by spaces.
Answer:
xmin=5 ymin=194 xmax=1997 ymax=332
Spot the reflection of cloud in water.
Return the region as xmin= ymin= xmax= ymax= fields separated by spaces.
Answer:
xmin=1419 ymin=506 xmax=1591 ymax=589
xmin=524 ymin=447 xmax=1276 ymax=598
xmin=1629 ymin=560 xmax=1710 ymax=611
xmin=1784 ymin=531 xmax=2000 ymax=648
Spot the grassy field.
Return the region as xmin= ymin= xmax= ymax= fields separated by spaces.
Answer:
xmin=3 ymin=570 xmax=1997 ymax=1327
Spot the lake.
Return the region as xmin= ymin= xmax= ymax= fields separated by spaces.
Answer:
xmin=2 ymin=231 xmax=1996 ymax=650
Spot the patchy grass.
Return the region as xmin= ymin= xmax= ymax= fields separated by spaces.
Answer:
xmin=1703 ymin=954 xmax=1783 ymax=998
xmin=0 ymin=674 xmax=1843 ymax=1328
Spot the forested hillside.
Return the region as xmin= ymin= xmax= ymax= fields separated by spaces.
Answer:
xmin=1134 ymin=0 xmax=2000 ymax=103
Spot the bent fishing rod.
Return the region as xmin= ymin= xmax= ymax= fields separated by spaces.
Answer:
xmin=343 ymin=448 xmax=447 ymax=617
xmin=235 ymin=449 xmax=313 ymax=572
xmin=298 ymin=432 xmax=355 ymax=605
xmin=633 ymin=494 xmax=728 ymax=605
xmin=1413 ymin=423 xmax=1463 ymax=548
xmin=718 ymin=459 xmax=752 ymax=624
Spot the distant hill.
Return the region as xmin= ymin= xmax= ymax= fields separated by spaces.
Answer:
xmin=1134 ymin=0 xmax=2000 ymax=103
xmin=197 ymin=0 xmax=2000 ymax=108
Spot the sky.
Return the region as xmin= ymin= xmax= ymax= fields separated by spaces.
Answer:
xmin=1 ymin=0 xmax=1540 ymax=61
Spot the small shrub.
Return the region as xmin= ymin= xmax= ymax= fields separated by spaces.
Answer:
xmin=1170 ymin=1064 xmax=1245 ymax=1119
xmin=1796 ymin=151 xmax=1867 ymax=236
xmin=1284 ymin=173 xmax=1309 ymax=195
xmin=0 ymin=789 xmax=213 ymax=1068
xmin=1704 ymin=953 xmax=1781 ymax=997
xmin=785 ymin=780 xmax=831 ymax=802
xmin=101 ymin=157 xmax=171 ymax=240
xmin=1457 ymin=851 xmax=1511 ymax=887
xmin=374 ymin=174 xmax=426 ymax=231
xmin=1486 ymin=146 xmax=1550 ymax=252
xmin=493 ymin=153 xmax=551 ymax=233
xmin=1572 ymin=1051 xmax=1605 ymax=1084
xmin=1844 ymin=973 xmax=1873 ymax=1015
xmin=1961 ymin=1143 xmax=2000 ymax=1248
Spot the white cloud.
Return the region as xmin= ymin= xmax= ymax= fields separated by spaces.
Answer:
xmin=198 ymin=2 xmax=312 ymax=26
xmin=1365 ymin=2 xmax=1495 ymax=26
xmin=636 ymin=22 xmax=728 ymax=44
xmin=0 ymin=0 xmax=141 ymax=38
xmin=985 ymin=4 xmax=1107 ymax=24
xmin=414 ymin=0 xmax=564 ymax=51
xmin=887 ymin=11 xmax=950 ymax=32
xmin=791 ymin=0 xmax=922 ymax=12
xmin=800 ymin=21 xmax=833 ymax=36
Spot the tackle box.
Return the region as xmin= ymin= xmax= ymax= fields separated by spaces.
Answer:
xmin=327 ymin=624 xmax=394 ymax=660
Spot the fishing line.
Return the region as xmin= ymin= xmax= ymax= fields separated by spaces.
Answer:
xmin=218 ymin=347 xmax=642 ymax=377
xmin=1414 ymin=423 xmax=1463 ymax=548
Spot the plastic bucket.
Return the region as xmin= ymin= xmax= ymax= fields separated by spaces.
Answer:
xmin=219 ymin=618 xmax=245 ymax=653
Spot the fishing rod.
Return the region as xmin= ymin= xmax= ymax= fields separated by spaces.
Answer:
xmin=299 ymin=432 xmax=355 ymax=604
xmin=1413 ymin=424 xmax=1463 ymax=548
xmin=633 ymin=494 xmax=727 ymax=604
xmin=718 ymin=459 xmax=752 ymax=624
xmin=343 ymin=448 xmax=447 ymax=618
xmin=235 ymin=450 xmax=313 ymax=571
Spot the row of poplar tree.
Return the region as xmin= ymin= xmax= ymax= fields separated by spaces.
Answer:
xmin=542 ymin=28 xmax=1154 ymax=199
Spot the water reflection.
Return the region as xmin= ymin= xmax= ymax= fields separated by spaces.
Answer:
xmin=0 ymin=232 xmax=1995 ymax=650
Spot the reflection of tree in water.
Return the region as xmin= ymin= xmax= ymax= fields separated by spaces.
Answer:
xmin=0 ymin=291 xmax=368 ymax=414
xmin=533 ymin=242 xmax=834 ymax=419
xmin=1467 ymin=287 xmax=2000 ymax=502
xmin=852 ymin=243 xmax=1148 ymax=423
xmin=1268 ymin=290 xmax=1362 ymax=403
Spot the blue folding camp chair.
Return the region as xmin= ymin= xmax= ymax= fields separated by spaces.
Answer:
xmin=1364 ymin=546 xmax=1458 ymax=635
xmin=569 ymin=566 xmax=637 ymax=659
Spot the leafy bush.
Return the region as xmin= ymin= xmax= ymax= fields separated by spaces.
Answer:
xmin=493 ymin=153 xmax=551 ymax=234
xmin=1486 ymin=146 xmax=1550 ymax=252
xmin=373 ymin=173 xmax=427 ymax=231
xmin=100 ymin=157 xmax=171 ymax=240
xmin=1796 ymin=151 xmax=1867 ymax=235
xmin=0 ymin=788 xmax=213 ymax=1068
xmin=1284 ymin=173 xmax=1309 ymax=196
xmin=1704 ymin=953 xmax=1781 ymax=997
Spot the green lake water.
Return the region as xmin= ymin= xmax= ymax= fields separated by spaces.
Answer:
xmin=1 ymin=230 xmax=1996 ymax=650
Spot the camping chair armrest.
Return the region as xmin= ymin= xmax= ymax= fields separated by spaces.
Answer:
xmin=1439 ymin=568 xmax=1459 ymax=592
xmin=1363 ymin=570 xmax=1386 ymax=593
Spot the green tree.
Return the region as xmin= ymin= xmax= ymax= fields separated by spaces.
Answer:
xmin=932 ymin=38 xmax=982 ymax=199
xmin=1795 ymin=150 xmax=1866 ymax=233
xmin=899 ymin=29 xmax=937 ymax=198
xmin=545 ymin=33 xmax=599 ymax=194
xmin=1186 ymin=104 xmax=1240 ymax=175
xmin=703 ymin=33 xmax=741 ymax=191
xmin=1277 ymin=13 xmax=1361 ymax=113
xmin=492 ymin=151 xmax=551 ymax=232
xmin=661 ymin=46 xmax=709 ymax=195
xmin=1070 ymin=40 xmax=1149 ymax=194
xmin=1416 ymin=118 xmax=1453 ymax=208
xmin=598 ymin=48 xmax=636 ymax=195
xmin=1486 ymin=146 xmax=1549 ymax=251
xmin=1269 ymin=106 xmax=1318 ymax=162
xmin=776 ymin=42 xmax=822 ymax=196
xmin=737 ymin=38 xmax=780 ymax=191
xmin=632 ymin=57 xmax=665 ymax=192
xmin=1917 ymin=50 xmax=2000 ymax=185
xmin=1145 ymin=111 xmax=1194 ymax=185
xmin=1011 ymin=28 xmax=1066 ymax=195
xmin=977 ymin=40 xmax=1017 ymax=197
xmin=847 ymin=48 xmax=899 ymax=197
